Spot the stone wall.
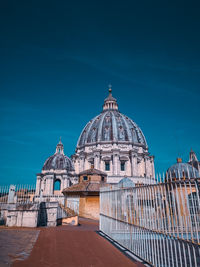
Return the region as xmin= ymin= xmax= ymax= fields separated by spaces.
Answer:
xmin=79 ymin=196 xmax=99 ymax=220
xmin=37 ymin=202 xmax=59 ymax=227
xmin=6 ymin=203 xmax=39 ymax=227
xmin=1 ymin=197 xmax=77 ymax=228
xmin=65 ymin=196 xmax=80 ymax=214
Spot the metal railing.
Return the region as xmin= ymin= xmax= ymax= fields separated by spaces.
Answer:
xmin=0 ymin=184 xmax=36 ymax=204
xmin=0 ymin=184 xmax=66 ymax=205
xmin=100 ymin=176 xmax=200 ymax=267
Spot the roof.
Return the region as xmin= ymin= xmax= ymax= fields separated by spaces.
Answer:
xmin=79 ymin=168 xmax=107 ymax=176
xmin=76 ymin=88 xmax=147 ymax=148
xmin=77 ymin=110 xmax=147 ymax=148
xmin=62 ymin=181 xmax=104 ymax=194
xmin=43 ymin=153 xmax=74 ymax=171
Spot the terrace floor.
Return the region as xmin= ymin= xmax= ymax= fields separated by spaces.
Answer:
xmin=0 ymin=218 xmax=144 ymax=267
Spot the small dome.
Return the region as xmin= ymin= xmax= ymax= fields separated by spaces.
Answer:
xmin=42 ymin=140 xmax=74 ymax=171
xmin=166 ymin=158 xmax=199 ymax=179
xmin=118 ymin=177 xmax=135 ymax=188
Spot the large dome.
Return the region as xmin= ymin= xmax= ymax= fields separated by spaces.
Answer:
xmin=73 ymin=87 xmax=155 ymax=182
xmin=42 ymin=140 xmax=74 ymax=171
xmin=77 ymin=89 xmax=147 ymax=148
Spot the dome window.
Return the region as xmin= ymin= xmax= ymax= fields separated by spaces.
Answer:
xmin=121 ymin=161 xmax=125 ymax=171
xmin=105 ymin=161 xmax=110 ymax=171
xmin=105 ymin=116 xmax=110 ymax=122
xmin=83 ymin=176 xmax=88 ymax=181
xmin=119 ymin=127 xmax=125 ymax=140
xmin=104 ymin=127 xmax=110 ymax=140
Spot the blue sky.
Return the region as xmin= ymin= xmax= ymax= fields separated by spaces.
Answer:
xmin=0 ymin=1 xmax=200 ymax=185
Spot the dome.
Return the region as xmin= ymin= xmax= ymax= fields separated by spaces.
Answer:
xmin=42 ymin=140 xmax=74 ymax=171
xmin=118 ymin=177 xmax=135 ymax=188
xmin=77 ymin=88 xmax=147 ymax=148
xmin=166 ymin=158 xmax=199 ymax=179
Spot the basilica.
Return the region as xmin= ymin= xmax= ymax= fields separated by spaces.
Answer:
xmin=35 ymin=87 xmax=156 ymax=200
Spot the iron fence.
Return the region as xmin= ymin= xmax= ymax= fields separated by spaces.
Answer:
xmin=100 ymin=175 xmax=200 ymax=267
xmin=0 ymin=184 xmax=67 ymax=204
xmin=0 ymin=184 xmax=36 ymax=204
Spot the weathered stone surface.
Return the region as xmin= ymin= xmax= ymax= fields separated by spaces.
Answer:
xmin=37 ymin=202 xmax=58 ymax=227
xmin=61 ymin=215 xmax=78 ymax=226
xmin=6 ymin=203 xmax=39 ymax=228
xmin=0 ymin=229 xmax=39 ymax=266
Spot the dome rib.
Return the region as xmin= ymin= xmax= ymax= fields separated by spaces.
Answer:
xmin=111 ymin=111 xmax=118 ymax=141
xmin=97 ymin=111 xmax=107 ymax=142
xmin=85 ymin=115 xmax=99 ymax=144
xmin=120 ymin=114 xmax=132 ymax=142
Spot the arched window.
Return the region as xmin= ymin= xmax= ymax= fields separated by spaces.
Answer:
xmin=54 ymin=179 xmax=61 ymax=191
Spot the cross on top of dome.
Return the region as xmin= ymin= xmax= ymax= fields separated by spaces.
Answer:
xmin=103 ymin=85 xmax=118 ymax=111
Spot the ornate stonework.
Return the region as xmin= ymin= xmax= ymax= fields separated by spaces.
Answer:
xmin=72 ymin=87 xmax=155 ymax=185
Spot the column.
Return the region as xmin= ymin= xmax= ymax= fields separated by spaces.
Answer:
xmin=85 ymin=159 xmax=90 ymax=169
xmin=80 ymin=157 xmax=84 ymax=172
xmin=113 ymin=153 xmax=119 ymax=176
xmin=151 ymin=157 xmax=155 ymax=179
xmin=62 ymin=176 xmax=68 ymax=189
xmin=36 ymin=176 xmax=41 ymax=195
xmin=126 ymin=160 xmax=131 ymax=176
xmin=49 ymin=177 xmax=54 ymax=195
xmin=46 ymin=177 xmax=52 ymax=195
xmin=94 ymin=155 xmax=98 ymax=169
xmin=144 ymin=157 xmax=147 ymax=177
xmin=131 ymin=153 xmax=137 ymax=177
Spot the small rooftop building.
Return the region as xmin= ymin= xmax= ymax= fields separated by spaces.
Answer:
xmin=63 ymin=166 xmax=107 ymax=220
